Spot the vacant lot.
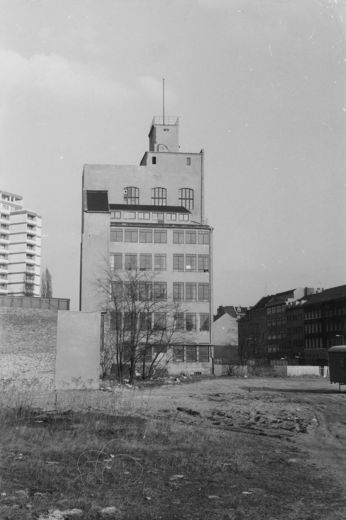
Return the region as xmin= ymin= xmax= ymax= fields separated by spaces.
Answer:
xmin=0 ymin=376 xmax=346 ymax=519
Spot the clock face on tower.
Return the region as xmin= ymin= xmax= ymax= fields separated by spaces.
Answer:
xmin=157 ymin=144 xmax=168 ymax=151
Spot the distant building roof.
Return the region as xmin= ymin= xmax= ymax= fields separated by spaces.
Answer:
xmin=222 ymin=306 xmax=248 ymax=318
xmin=304 ymin=285 xmax=346 ymax=305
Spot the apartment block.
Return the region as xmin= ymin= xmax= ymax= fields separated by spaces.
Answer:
xmin=80 ymin=116 xmax=213 ymax=373
xmin=0 ymin=190 xmax=41 ymax=296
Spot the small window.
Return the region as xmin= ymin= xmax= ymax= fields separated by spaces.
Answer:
xmin=138 ymin=282 xmax=152 ymax=301
xmin=138 ymin=212 xmax=150 ymax=220
xmin=110 ymin=228 xmax=123 ymax=242
xmin=186 ymin=157 xmax=191 ymax=166
xmin=173 ymin=230 xmax=184 ymax=244
xmin=110 ymin=211 xmax=121 ymax=219
xmin=154 ymin=229 xmax=167 ymax=243
xmin=123 ymin=211 xmax=136 ymax=219
xmin=124 ymin=187 xmax=139 ymax=205
xmin=166 ymin=213 xmax=176 ymax=221
xmin=152 ymin=187 xmax=167 ymax=206
xmin=179 ymin=188 xmax=194 ymax=210
xmin=124 ymin=228 xmax=138 ymax=242
xmin=199 ymin=346 xmax=209 ymax=362
xmin=179 ymin=214 xmax=189 ymax=221
xmin=152 ymin=156 xmax=157 ymax=165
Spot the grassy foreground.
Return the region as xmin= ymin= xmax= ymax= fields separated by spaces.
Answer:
xmin=0 ymin=400 xmax=343 ymax=520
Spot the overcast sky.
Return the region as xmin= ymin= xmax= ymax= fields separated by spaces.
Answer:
xmin=1 ymin=0 xmax=346 ymax=310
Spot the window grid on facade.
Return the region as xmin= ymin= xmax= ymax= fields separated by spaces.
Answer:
xmin=152 ymin=187 xmax=167 ymax=206
xmin=173 ymin=282 xmax=184 ymax=301
xmin=154 ymin=254 xmax=166 ymax=271
xmin=138 ymin=282 xmax=152 ymax=301
xmin=179 ymin=188 xmax=194 ymax=210
xmin=139 ymin=254 xmax=152 ymax=271
xmin=186 ymin=345 xmax=197 ymax=362
xmin=124 ymin=186 xmax=139 ymax=205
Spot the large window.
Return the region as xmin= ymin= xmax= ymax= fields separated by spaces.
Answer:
xmin=186 ymin=283 xmax=197 ymax=301
xmin=186 ymin=313 xmax=196 ymax=331
xmin=185 ymin=254 xmax=196 ymax=271
xmin=139 ymin=229 xmax=152 ymax=243
xmin=179 ymin=188 xmax=194 ymax=210
xmin=124 ymin=186 xmax=139 ymax=205
xmin=173 ymin=346 xmax=184 ymax=362
xmin=152 ymin=187 xmax=167 ymax=206
xmin=154 ymin=312 xmax=166 ymax=330
xmin=200 ymin=313 xmax=210 ymax=331
xmin=199 ymin=346 xmax=209 ymax=362
xmin=110 ymin=253 xmax=122 ymax=270
xmin=174 ymin=313 xmax=185 ymax=330
xmin=110 ymin=228 xmax=123 ymax=242
xmin=124 ymin=254 xmax=137 ymax=271
xmin=198 ymin=255 xmax=209 ymax=272
xmin=173 ymin=230 xmax=184 ymax=244
xmin=154 ymin=254 xmax=166 ymax=271
xmin=124 ymin=228 xmax=138 ymax=242
xmin=138 ymin=282 xmax=152 ymax=301
xmin=154 ymin=229 xmax=167 ymax=243
xmin=153 ymin=282 xmax=167 ymax=300
xmin=185 ymin=230 xmax=196 ymax=244
xmin=173 ymin=282 xmax=184 ymax=301
xmin=173 ymin=254 xmax=184 ymax=271
xmin=139 ymin=254 xmax=152 ymax=271
xmin=198 ymin=231 xmax=209 ymax=245
xmin=198 ymin=283 xmax=209 ymax=301
xmin=186 ymin=345 xmax=197 ymax=362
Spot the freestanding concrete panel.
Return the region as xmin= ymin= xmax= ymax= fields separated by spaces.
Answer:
xmin=55 ymin=311 xmax=100 ymax=390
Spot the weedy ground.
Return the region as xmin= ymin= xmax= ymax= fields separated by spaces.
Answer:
xmin=0 ymin=377 xmax=345 ymax=519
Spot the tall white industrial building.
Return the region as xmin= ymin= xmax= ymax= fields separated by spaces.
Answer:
xmin=0 ymin=190 xmax=41 ymax=296
xmin=80 ymin=116 xmax=213 ymax=373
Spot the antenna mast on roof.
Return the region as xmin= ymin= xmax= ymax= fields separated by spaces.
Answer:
xmin=162 ymin=77 xmax=165 ymax=125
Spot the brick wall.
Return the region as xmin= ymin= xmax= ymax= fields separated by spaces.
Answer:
xmin=0 ymin=308 xmax=58 ymax=389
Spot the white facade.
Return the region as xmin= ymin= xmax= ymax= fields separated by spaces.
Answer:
xmin=0 ymin=190 xmax=41 ymax=296
xmin=80 ymin=116 xmax=213 ymax=373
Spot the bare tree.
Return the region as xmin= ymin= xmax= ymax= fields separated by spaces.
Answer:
xmin=100 ymin=268 xmax=183 ymax=384
xmin=41 ymin=267 xmax=53 ymax=298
